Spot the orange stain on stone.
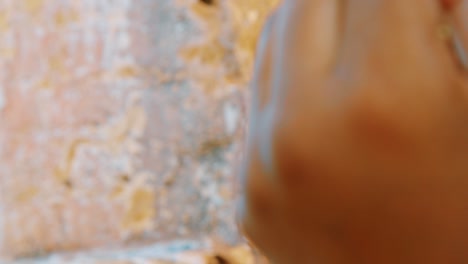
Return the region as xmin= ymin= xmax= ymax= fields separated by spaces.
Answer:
xmin=122 ymin=187 xmax=156 ymax=232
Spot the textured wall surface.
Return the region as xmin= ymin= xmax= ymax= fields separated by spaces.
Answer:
xmin=0 ymin=0 xmax=278 ymax=262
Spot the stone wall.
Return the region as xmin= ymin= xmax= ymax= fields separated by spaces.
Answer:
xmin=0 ymin=0 xmax=278 ymax=260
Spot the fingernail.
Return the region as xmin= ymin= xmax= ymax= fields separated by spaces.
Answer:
xmin=452 ymin=0 xmax=468 ymax=71
xmin=453 ymin=31 xmax=468 ymax=70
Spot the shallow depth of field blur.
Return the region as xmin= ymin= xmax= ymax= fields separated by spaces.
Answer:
xmin=0 ymin=0 xmax=278 ymax=263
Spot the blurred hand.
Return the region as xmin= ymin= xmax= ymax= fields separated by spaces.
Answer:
xmin=238 ymin=0 xmax=468 ymax=263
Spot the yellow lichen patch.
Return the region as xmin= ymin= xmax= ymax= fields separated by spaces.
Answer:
xmin=190 ymin=0 xmax=220 ymax=24
xmin=228 ymin=245 xmax=256 ymax=264
xmin=24 ymin=0 xmax=43 ymax=15
xmin=235 ymin=25 xmax=261 ymax=58
xmin=54 ymin=9 xmax=80 ymax=27
xmin=226 ymin=0 xmax=280 ymax=77
xmin=0 ymin=48 xmax=14 ymax=59
xmin=15 ymin=187 xmax=39 ymax=203
xmin=182 ymin=0 xmax=279 ymax=89
xmin=117 ymin=65 xmax=139 ymax=78
xmin=49 ymin=54 xmax=65 ymax=72
xmin=0 ymin=11 xmax=10 ymax=32
xmin=37 ymin=77 xmax=53 ymax=89
xmin=54 ymin=139 xmax=92 ymax=184
xmin=110 ymin=184 xmax=125 ymax=199
xmin=53 ymin=167 xmax=68 ymax=183
xmin=180 ymin=40 xmax=226 ymax=65
xmin=103 ymin=99 xmax=147 ymax=155
xmin=54 ymin=11 xmax=66 ymax=26
xmin=122 ymin=187 xmax=156 ymax=232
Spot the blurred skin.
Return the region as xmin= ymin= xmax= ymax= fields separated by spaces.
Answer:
xmin=238 ymin=0 xmax=468 ymax=263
